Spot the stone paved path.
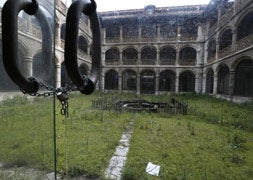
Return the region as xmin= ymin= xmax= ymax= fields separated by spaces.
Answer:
xmin=104 ymin=119 xmax=134 ymax=180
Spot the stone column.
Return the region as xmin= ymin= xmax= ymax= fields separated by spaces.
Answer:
xmin=22 ymin=56 xmax=33 ymax=77
xmin=55 ymin=21 xmax=61 ymax=47
xmin=217 ymin=8 xmax=222 ymax=22
xmin=136 ymin=74 xmax=140 ymax=95
xmin=156 ymin=49 xmax=160 ymax=65
xmin=138 ymin=25 xmax=142 ymax=41
xmin=197 ymin=24 xmax=204 ymax=41
xmin=101 ymin=74 xmax=105 ymax=91
xmin=55 ymin=64 xmax=61 ymax=88
xmin=215 ymin=41 xmax=220 ymax=59
xmin=195 ymin=72 xmax=202 ymax=93
xmin=232 ymin=29 xmax=237 ymax=52
xmin=229 ymin=71 xmax=235 ymax=96
xmin=202 ymin=74 xmax=207 ymax=94
xmin=119 ymin=51 xmax=123 ymax=65
xmin=101 ymin=51 xmax=106 ymax=66
xmin=176 ymin=48 xmax=180 ymax=66
xmin=204 ymin=44 xmax=208 ymax=64
xmin=175 ymin=72 xmax=179 ymax=93
xmin=118 ymin=74 xmax=122 ymax=92
xmin=138 ymin=49 xmax=141 ymax=65
xmin=155 ymin=75 xmax=159 ymax=95
xmin=102 ymin=28 xmax=106 ymax=44
xmin=120 ymin=26 xmax=123 ymax=43
xmin=213 ymin=72 xmax=218 ymax=95
xmin=157 ymin=25 xmax=161 ymax=41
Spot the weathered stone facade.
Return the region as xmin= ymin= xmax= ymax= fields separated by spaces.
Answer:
xmin=0 ymin=0 xmax=252 ymax=102
xmin=99 ymin=0 xmax=253 ymax=102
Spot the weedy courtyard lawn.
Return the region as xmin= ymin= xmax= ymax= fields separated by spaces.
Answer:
xmin=0 ymin=92 xmax=252 ymax=179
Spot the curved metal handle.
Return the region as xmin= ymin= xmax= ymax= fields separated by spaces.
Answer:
xmin=2 ymin=0 xmax=52 ymax=94
xmin=65 ymin=0 xmax=101 ymax=95
xmin=2 ymin=0 xmax=39 ymax=93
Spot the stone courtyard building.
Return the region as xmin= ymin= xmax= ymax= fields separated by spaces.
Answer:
xmin=0 ymin=0 xmax=252 ymax=102
xmin=99 ymin=0 xmax=253 ymax=102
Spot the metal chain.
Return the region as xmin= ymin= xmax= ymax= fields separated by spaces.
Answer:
xmin=21 ymin=77 xmax=78 ymax=117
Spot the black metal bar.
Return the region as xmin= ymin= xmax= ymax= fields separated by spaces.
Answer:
xmin=2 ymin=0 xmax=40 ymax=93
xmin=65 ymin=0 xmax=101 ymax=95
xmin=34 ymin=7 xmax=53 ymax=80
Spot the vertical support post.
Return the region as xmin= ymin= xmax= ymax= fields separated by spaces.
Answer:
xmin=137 ymin=74 xmax=140 ymax=95
xmin=213 ymin=72 xmax=218 ymax=95
xmin=229 ymin=71 xmax=235 ymax=96
xmin=175 ymin=72 xmax=179 ymax=93
xmin=55 ymin=64 xmax=61 ymax=88
xmin=22 ymin=56 xmax=33 ymax=77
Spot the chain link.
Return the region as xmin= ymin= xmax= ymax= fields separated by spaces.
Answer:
xmin=21 ymin=77 xmax=78 ymax=117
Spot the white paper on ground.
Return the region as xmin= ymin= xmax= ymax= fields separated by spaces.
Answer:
xmin=146 ymin=162 xmax=160 ymax=176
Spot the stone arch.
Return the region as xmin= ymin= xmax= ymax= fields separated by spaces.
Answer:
xmin=206 ymin=68 xmax=214 ymax=94
xmin=219 ymin=28 xmax=232 ymax=50
xmin=217 ymin=64 xmax=230 ymax=95
xmin=105 ymin=48 xmax=120 ymax=61
xmin=105 ymin=69 xmax=119 ymax=90
xmin=179 ymin=47 xmax=196 ymax=65
xmin=159 ymin=70 xmax=176 ymax=92
xmin=234 ymin=59 xmax=253 ymax=97
xmin=122 ymin=48 xmax=138 ymax=65
xmin=231 ymin=55 xmax=253 ymax=70
xmin=141 ymin=46 xmax=157 ymax=65
xmin=179 ymin=71 xmax=195 ymax=92
xmin=236 ymin=10 xmax=253 ymax=40
xmin=140 ymin=70 xmax=156 ymax=94
xmin=159 ymin=46 xmax=176 ymax=65
xmin=122 ymin=69 xmax=137 ymax=91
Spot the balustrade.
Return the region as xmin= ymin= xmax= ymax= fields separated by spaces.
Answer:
xmin=218 ymin=46 xmax=232 ymax=58
xmin=160 ymin=59 xmax=176 ymax=65
xmin=180 ymin=35 xmax=197 ymax=42
xmin=141 ymin=59 xmax=156 ymax=65
xmin=178 ymin=59 xmax=196 ymax=66
xmin=235 ymin=34 xmax=253 ymax=52
xmin=122 ymin=59 xmax=137 ymax=65
xmin=106 ymin=37 xmax=120 ymax=43
xmin=207 ymin=55 xmax=215 ymax=63
xmin=122 ymin=36 xmax=138 ymax=43
xmin=105 ymin=60 xmax=120 ymax=65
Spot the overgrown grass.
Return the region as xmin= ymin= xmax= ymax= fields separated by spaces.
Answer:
xmin=0 ymin=92 xmax=252 ymax=179
xmin=122 ymin=115 xmax=253 ymax=179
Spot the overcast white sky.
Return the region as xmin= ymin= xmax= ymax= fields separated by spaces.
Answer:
xmin=0 ymin=0 xmax=211 ymax=12
xmin=97 ymin=0 xmax=211 ymax=12
xmin=63 ymin=0 xmax=211 ymax=12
